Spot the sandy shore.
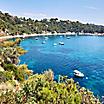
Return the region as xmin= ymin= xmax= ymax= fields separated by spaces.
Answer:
xmin=0 ymin=32 xmax=104 ymax=41
xmin=0 ymin=34 xmax=51 ymax=41
xmin=0 ymin=33 xmax=74 ymax=40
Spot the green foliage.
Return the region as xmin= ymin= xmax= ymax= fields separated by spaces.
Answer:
xmin=0 ymin=40 xmax=26 ymax=66
xmin=0 ymin=41 xmax=30 ymax=82
xmin=0 ymin=70 xmax=100 ymax=104
xmin=3 ymin=63 xmax=17 ymax=71
xmin=0 ymin=38 xmax=21 ymax=47
xmin=16 ymin=46 xmax=27 ymax=55
xmin=0 ymin=37 xmax=101 ymax=104
xmin=0 ymin=71 xmax=13 ymax=83
xmin=0 ymin=11 xmax=104 ymax=35
xmin=2 ymin=63 xmax=31 ymax=81
xmin=0 ymin=90 xmax=16 ymax=104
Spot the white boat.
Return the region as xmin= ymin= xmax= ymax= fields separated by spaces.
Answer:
xmin=74 ymin=70 xmax=84 ymax=78
xmin=59 ymin=42 xmax=64 ymax=45
xmin=35 ymin=37 xmax=38 ymax=40
xmin=53 ymin=43 xmax=57 ymax=46
xmin=42 ymin=41 xmax=46 ymax=44
xmin=60 ymin=36 xmax=63 ymax=37
xmin=44 ymin=37 xmax=48 ymax=40
xmin=66 ymin=37 xmax=70 ymax=39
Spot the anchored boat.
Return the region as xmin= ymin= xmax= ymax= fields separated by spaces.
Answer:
xmin=53 ymin=43 xmax=57 ymax=46
xmin=66 ymin=37 xmax=70 ymax=39
xmin=35 ymin=37 xmax=38 ymax=40
xmin=74 ymin=70 xmax=84 ymax=78
xmin=42 ymin=41 xmax=46 ymax=44
xmin=60 ymin=35 xmax=63 ymax=37
xmin=59 ymin=42 xmax=64 ymax=45
xmin=44 ymin=37 xmax=48 ymax=40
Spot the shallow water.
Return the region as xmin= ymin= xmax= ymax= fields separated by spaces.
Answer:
xmin=19 ymin=35 xmax=104 ymax=97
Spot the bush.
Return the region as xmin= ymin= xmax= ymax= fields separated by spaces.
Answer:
xmin=0 ymin=70 xmax=101 ymax=104
xmin=0 ymin=71 xmax=13 ymax=83
xmin=15 ymin=70 xmax=100 ymax=104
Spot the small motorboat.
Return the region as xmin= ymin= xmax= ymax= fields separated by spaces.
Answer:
xmin=53 ymin=43 xmax=57 ymax=46
xmin=60 ymin=35 xmax=63 ymax=37
xmin=59 ymin=42 xmax=64 ymax=45
xmin=35 ymin=37 xmax=38 ymax=40
xmin=44 ymin=37 xmax=48 ymax=40
xmin=66 ymin=37 xmax=70 ymax=39
xmin=74 ymin=70 xmax=84 ymax=78
xmin=42 ymin=41 xmax=46 ymax=44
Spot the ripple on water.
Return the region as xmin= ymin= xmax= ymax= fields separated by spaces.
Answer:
xmin=19 ymin=36 xmax=104 ymax=98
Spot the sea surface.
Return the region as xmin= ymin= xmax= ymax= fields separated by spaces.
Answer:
xmin=19 ymin=35 xmax=104 ymax=98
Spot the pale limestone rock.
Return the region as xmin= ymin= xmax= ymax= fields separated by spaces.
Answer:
xmin=0 ymin=66 xmax=4 ymax=72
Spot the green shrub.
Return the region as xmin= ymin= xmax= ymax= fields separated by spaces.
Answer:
xmin=0 ymin=71 xmax=13 ymax=83
xmin=0 ymin=70 xmax=101 ymax=104
xmin=14 ymin=71 xmax=100 ymax=104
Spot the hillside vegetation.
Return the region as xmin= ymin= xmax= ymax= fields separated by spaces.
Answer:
xmin=0 ymin=11 xmax=104 ymax=36
xmin=0 ymin=40 xmax=101 ymax=104
xmin=0 ymin=11 xmax=102 ymax=103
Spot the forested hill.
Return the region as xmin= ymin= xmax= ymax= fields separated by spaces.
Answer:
xmin=0 ymin=11 xmax=104 ymax=36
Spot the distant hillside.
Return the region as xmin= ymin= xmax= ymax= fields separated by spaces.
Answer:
xmin=0 ymin=11 xmax=104 ymax=36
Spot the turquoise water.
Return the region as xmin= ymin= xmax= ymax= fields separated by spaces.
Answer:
xmin=19 ymin=35 xmax=104 ymax=97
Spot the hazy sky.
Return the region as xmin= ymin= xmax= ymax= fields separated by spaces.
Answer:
xmin=0 ymin=0 xmax=104 ymax=25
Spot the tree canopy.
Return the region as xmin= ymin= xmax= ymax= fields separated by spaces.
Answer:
xmin=0 ymin=11 xmax=104 ymax=36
